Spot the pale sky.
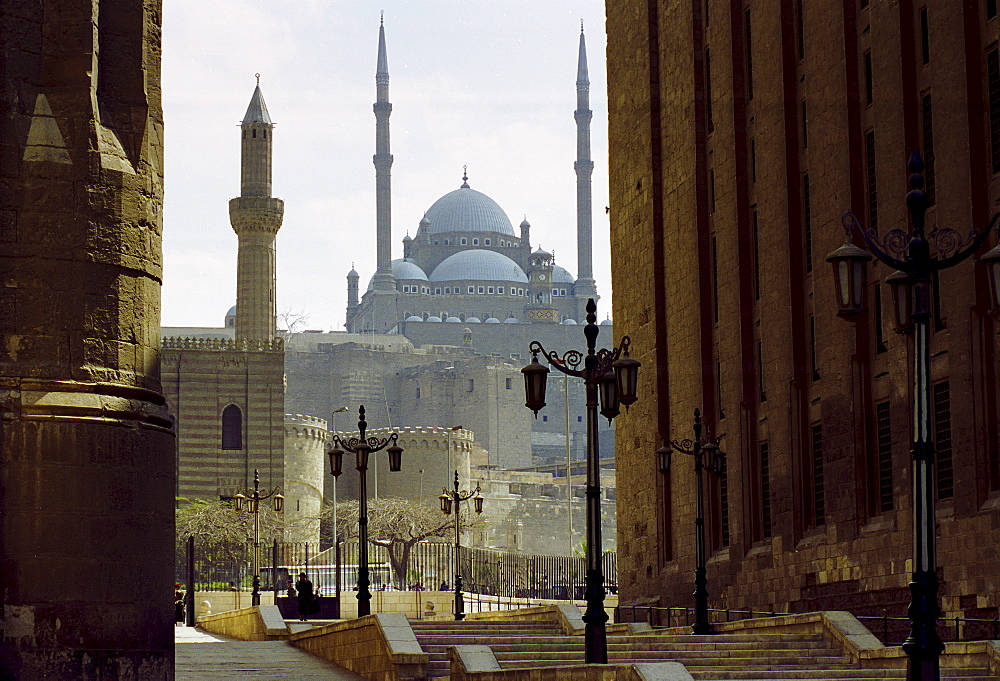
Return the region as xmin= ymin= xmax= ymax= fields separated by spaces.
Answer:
xmin=161 ymin=1 xmax=611 ymax=331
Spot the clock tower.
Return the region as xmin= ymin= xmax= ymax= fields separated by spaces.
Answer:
xmin=525 ymin=247 xmax=560 ymax=323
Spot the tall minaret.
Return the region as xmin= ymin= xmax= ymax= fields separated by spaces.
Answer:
xmin=230 ymin=76 xmax=284 ymax=341
xmin=371 ymin=16 xmax=395 ymax=292
xmin=574 ymin=24 xmax=598 ymax=306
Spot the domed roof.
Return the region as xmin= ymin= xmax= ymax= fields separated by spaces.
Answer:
xmin=484 ymin=317 xmax=500 ymax=323
xmin=445 ymin=316 xmax=462 ymax=323
xmin=466 ymin=317 xmax=482 ymax=323
xmin=429 ymin=249 xmax=528 ymax=283
xmin=226 ymin=305 xmax=237 ymax=317
xmin=423 ymin=185 xmax=515 ymax=236
xmin=504 ymin=317 xmax=518 ymax=323
xmin=405 ymin=315 xmax=422 ymax=322
xmin=367 ymin=258 xmax=428 ymax=291
xmin=426 ymin=316 xmax=442 ymax=322
xmin=552 ymin=265 xmax=575 ymax=284
xmin=600 ymin=318 xmax=613 ymax=326
xmin=562 ymin=318 xmax=577 ymax=325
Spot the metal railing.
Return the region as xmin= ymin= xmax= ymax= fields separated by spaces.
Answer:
xmin=614 ymin=605 xmax=1000 ymax=644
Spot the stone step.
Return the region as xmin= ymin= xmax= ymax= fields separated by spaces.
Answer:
xmin=496 ymin=658 xmax=859 ymax=670
xmin=686 ymin=670 xmax=997 ymax=680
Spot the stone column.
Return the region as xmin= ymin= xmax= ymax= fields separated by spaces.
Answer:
xmin=0 ymin=1 xmax=175 ymax=677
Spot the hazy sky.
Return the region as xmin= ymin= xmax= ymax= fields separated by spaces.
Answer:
xmin=161 ymin=1 xmax=610 ymax=331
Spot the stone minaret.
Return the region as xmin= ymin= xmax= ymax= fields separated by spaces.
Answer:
xmin=347 ymin=265 xmax=360 ymax=321
xmin=574 ymin=24 xmax=598 ymax=310
xmin=371 ymin=16 xmax=395 ymax=292
xmin=230 ymin=77 xmax=284 ymax=341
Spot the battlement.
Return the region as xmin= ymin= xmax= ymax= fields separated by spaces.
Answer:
xmin=284 ymin=413 xmax=329 ymax=441
xmin=162 ymin=336 xmax=284 ymax=352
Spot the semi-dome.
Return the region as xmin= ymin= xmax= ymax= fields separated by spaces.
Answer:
xmin=367 ymin=258 xmax=428 ymax=291
xmin=552 ymin=265 xmax=575 ymax=284
xmin=429 ymin=249 xmax=528 ymax=283
xmin=422 ymin=185 xmax=515 ymax=236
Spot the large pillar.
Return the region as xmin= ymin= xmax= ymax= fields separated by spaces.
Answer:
xmin=0 ymin=0 xmax=175 ymax=677
xmin=230 ymin=80 xmax=284 ymax=342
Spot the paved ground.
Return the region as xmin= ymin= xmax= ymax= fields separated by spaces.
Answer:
xmin=175 ymin=625 xmax=367 ymax=680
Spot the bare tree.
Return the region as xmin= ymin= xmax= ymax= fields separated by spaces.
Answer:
xmin=331 ymin=497 xmax=483 ymax=586
xmin=276 ymin=307 xmax=310 ymax=334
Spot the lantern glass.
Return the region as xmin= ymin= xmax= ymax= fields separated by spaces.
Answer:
xmin=474 ymin=495 xmax=484 ymax=514
xmin=598 ymin=375 xmax=620 ymax=423
xmin=657 ymin=446 xmax=672 ymax=475
xmin=613 ymin=352 xmax=640 ymax=408
xmin=885 ymin=270 xmax=912 ymax=334
xmin=273 ymin=493 xmax=284 ymax=513
xmin=328 ymin=448 xmax=344 ymax=477
xmin=982 ymin=242 xmax=1000 ymax=316
xmin=387 ymin=444 xmax=403 ymax=472
xmin=439 ymin=493 xmax=452 ymax=515
xmin=248 ymin=497 xmax=259 ymax=514
xmin=521 ymin=355 xmax=550 ymax=415
xmin=233 ymin=492 xmax=245 ymax=512
xmin=356 ymin=447 xmax=369 ymax=471
xmin=826 ymin=240 xmax=872 ymax=316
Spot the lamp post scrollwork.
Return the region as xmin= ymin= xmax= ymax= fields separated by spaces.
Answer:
xmin=826 ymin=152 xmax=1000 ymax=681
xmin=521 ymin=298 xmax=640 ymax=664
xmin=439 ymin=470 xmax=483 ymax=621
xmin=326 ymin=405 xmax=403 ymax=618
xmin=232 ymin=469 xmax=284 ymax=607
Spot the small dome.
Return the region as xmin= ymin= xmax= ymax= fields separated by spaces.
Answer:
xmin=430 ymin=249 xmax=528 ymax=283
xmin=562 ymin=318 xmax=577 ymax=325
xmin=504 ymin=317 xmax=518 ymax=324
xmin=426 ymin=316 xmax=442 ymax=322
xmin=520 ymin=218 xmax=530 ymax=228
xmin=484 ymin=317 xmax=500 ymax=324
xmin=348 ymin=268 xmax=359 ymax=278
xmin=533 ymin=246 xmax=552 ymax=257
xmin=367 ymin=258 xmax=428 ymax=291
xmin=552 ymin=265 xmax=575 ymax=284
xmin=402 ymin=234 xmax=412 ymax=243
xmin=422 ymin=185 xmax=515 ymax=236
xmin=226 ymin=305 xmax=237 ymax=317
xmin=405 ymin=315 xmax=422 ymax=322
xmin=600 ymin=319 xmax=613 ymax=326
xmin=445 ymin=316 xmax=462 ymax=323
xmin=466 ymin=317 xmax=482 ymax=323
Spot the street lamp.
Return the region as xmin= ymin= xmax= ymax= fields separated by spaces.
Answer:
xmin=439 ymin=470 xmax=483 ymax=621
xmin=326 ymin=405 xmax=403 ymax=617
xmin=659 ymin=408 xmax=725 ymax=635
xmin=330 ymin=405 xmax=348 ymax=619
xmin=521 ymin=298 xmax=639 ymax=664
xmin=232 ymin=468 xmax=284 ymax=607
xmin=826 ymin=152 xmax=1000 ymax=681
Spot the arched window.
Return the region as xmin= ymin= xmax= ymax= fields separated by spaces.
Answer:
xmin=222 ymin=404 xmax=243 ymax=450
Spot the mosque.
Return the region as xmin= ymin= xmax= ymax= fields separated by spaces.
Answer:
xmin=162 ymin=21 xmax=617 ymax=551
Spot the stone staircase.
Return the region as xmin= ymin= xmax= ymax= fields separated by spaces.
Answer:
xmin=408 ymin=619 xmax=999 ymax=680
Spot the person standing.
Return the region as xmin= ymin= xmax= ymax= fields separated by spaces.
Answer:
xmin=295 ymin=572 xmax=313 ymax=622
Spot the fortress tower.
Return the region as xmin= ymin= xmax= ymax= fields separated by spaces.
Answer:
xmin=230 ymin=78 xmax=284 ymax=341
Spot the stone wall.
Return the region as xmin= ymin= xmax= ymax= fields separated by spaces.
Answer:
xmin=607 ymin=0 xmax=1000 ymax=623
xmin=284 ymin=413 xmax=328 ymax=543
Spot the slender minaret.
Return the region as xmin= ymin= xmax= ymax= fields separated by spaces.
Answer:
xmin=371 ymin=15 xmax=395 ymax=292
xmin=574 ymin=23 xmax=598 ymax=305
xmin=230 ymin=75 xmax=284 ymax=341
xmin=346 ymin=265 xmax=360 ymax=321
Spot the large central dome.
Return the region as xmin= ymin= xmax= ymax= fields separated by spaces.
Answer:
xmin=422 ymin=184 xmax=515 ymax=236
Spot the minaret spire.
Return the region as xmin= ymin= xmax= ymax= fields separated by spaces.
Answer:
xmin=230 ymin=76 xmax=284 ymax=341
xmin=574 ymin=24 xmax=597 ymax=305
xmin=371 ymin=17 xmax=395 ymax=292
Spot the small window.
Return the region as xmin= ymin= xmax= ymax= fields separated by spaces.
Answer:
xmin=577 ymin=416 xmax=583 ymax=423
xmin=444 ymin=239 xmax=450 ymax=245
xmin=478 ymin=287 xmax=485 ymax=294
xmin=435 ymin=287 xmax=442 ymax=294
xmin=222 ymin=405 xmax=243 ymax=450
xmin=252 ymin=129 xmax=257 ymax=138
xmin=485 ymin=239 xmax=491 ymax=245
xmin=473 ymin=238 xmax=479 ymax=246
xmin=468 ymin=379 xmax=474 ymax=392
xmin=505 ymin=378 xmax=512 ymax=389
xmin=469 ymin=286 xmax=475 ymax=294
xmin=488 ymin=286 xmax=495 ymax=294
xmin=461 ymin=238 xmax=468 ymax=245
xmin=416 ymin=387 xmax=421 ymax=399
xmin=445 ymin=287 xmax=451 ymax=294
xmin=542 ymin=415 xmax=548 ymax=422
xmin=497 ymin=287 xmax=504 ymax=294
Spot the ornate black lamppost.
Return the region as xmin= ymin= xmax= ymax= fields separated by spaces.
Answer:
xmin=439 ymin=470 xmax=483 ymax=621
xmin=326 ymin=405 xmax=403 ymax=618
xmin=827 ymin=153 xmax=1000 ymax=681
xmin=233 ymin=469 xmax=284 ymax=606
xmin=658 ymin=408 xmax=724 ymax=635
xmin=522 ymin=298 xmax=640 ymax=664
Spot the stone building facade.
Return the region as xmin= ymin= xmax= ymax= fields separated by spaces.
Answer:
xmin=607 ymin=0 xmax=1000 ymax=625
xmin=0 ymin=1 xmax=175 ymax=677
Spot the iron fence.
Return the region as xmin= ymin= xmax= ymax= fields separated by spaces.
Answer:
xmin=177 ymin=537 xmax=617 ymax=601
